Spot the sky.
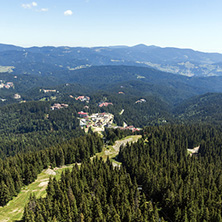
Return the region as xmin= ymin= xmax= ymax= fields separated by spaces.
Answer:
xmin=1 ymin=0 xmax=222 ymax=53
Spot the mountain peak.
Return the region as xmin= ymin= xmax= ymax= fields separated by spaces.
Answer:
xmin=132 ymin=44 xmax=160 ymax=50
xmin=133 ymin=44 xmax=148 ymax=48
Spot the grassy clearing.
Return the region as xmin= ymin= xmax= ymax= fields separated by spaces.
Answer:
xmin=0 ymin=170 xmax=51 ymax=222
xmin=54 ymin=164 xmax=77 ymax=180
xmin=50 ymin=96 xmax=57 ymax=100
xmin=95 ymin=135 xmax=142 ymax=164
xmin=0 ymin=167 xmax=76 ymax=222
xmin=95 ymin=145 xmax=114 ymax=161
xmin=119 ymin=135 xmax=142 ymax=142
xmin=0 ymin=66 xmax=14 ymax=73
xmin=39 ymin=97 xmax=47 ymax=101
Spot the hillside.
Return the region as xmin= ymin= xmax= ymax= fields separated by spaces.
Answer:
xmin=0 ymin=101 xmax=84 ymax=158
xmin=0 ymin=72 xmax=90 ymax=106
xmin=1 ymin=43 xmax=222 ymax=77
xmin=1 ymin=53 xmax=222 ymax=107
xmin=174 ymin=93 xmax=222 ymax=123
xmin=56 ymin=65 xmax=222 ymax=104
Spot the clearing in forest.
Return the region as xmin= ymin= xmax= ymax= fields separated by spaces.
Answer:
xmin=187 ymin=146 xmax=200 ymax=156
xmin=0 ymin=167 xmax=67 ymax=222
xmin=95 ymin=135 xmax=142 ymax=166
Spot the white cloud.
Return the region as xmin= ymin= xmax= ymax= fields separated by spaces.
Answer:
xmin=32 ymin=2 xmax=37 ymax=7
xmin=64 ymin=10 xmax=73 ymax=16
xmin=22 ymin=2 xmax=38 ymax=9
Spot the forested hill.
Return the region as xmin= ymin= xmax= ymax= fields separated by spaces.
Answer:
xmin=174 ymin=93 xmax=222 ymax=124
xmin=0 ymin=72 xmax=89 ymax=106
xmin=0 ymin=101 xmax=84 ymax=158
xmin=118 ymin=125 xmax=222 ymax=221
xmin=65 ymin=66 xmax=222 ymax=95
xmin=2 ymin=65 xmax=222 ymax=107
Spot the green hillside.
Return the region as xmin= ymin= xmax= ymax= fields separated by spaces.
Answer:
xmin=174 ymin=93 xmax=222 ymax=124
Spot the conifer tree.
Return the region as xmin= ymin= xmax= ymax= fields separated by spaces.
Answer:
xmin=0 ymin=180 xmax=11 ymax=206
xmin=23 ymin=205 xmax=35 ymax=222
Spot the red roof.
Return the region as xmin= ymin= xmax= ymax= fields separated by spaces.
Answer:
xmin=99 ymin=102 xmax=113 ymax=107
xmin=78 ymin=111 xmax=88 ymax=115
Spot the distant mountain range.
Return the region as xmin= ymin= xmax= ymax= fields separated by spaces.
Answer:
xmin=1 ymin=43 xmax=222 ymax=77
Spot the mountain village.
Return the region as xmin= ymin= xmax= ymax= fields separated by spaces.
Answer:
xmin=78 ymin=111 xmax=141 ymax=133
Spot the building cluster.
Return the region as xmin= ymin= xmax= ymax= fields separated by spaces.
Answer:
xmin=135 ymin=99 xmax=146 ymax=104
xmin=75 ymin=96 xmax=90 ymax=102
xmin=0 ymin=81 xmax=14 ymax=89
xmin=78 ymin=111 xmax=88 ymax=118
xmin=51 ymin=103 xmax=69 ymax=110
xmin=113 ymin=125 xmax=141 ymax=133
xmin=14 ymin=94 xmax=21 ymax=99
xmin=78 ymin=112 xmax=114 ymax=129
xmin=78 ymin=110 xmax=141 ymax=133
xmin=98 ymin=102 xmax=113 ymax=107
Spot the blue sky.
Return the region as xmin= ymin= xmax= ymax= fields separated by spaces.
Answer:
xmin=1 ymin=0 xmax=222 ymax=52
